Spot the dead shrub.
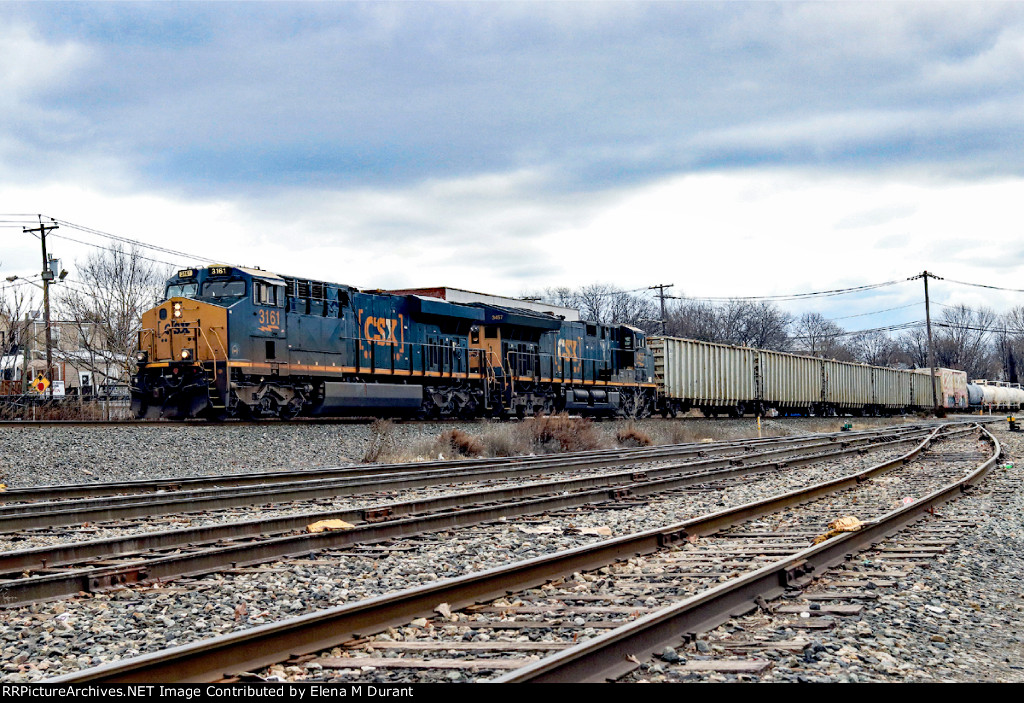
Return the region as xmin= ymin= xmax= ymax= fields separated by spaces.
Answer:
xmin=436 ymin=428 xmax=485 ymax=458
xmin=524 ymin=413 xmax=603 ymax=453
xmin=616 ymin=422 xmax=652 ymax=447
xmin=361 ymin=419 xmax=396 ymax=463
xmin=477 ymin=424 xmax=532 ymax=457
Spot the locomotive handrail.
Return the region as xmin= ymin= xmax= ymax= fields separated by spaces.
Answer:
xmin=343 ymin=336 xmax=478 ymax=381
xmin=207 ymin=326 xmax=228 ymax=361
xmin=138 ymin=327 xmax=156 ymax=353
xmin=197 ymin=325 xmax=227 ymax=363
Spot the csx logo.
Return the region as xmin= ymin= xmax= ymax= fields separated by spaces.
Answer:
xmin=363 ymin=315 xmax=403 ymax=346
xmin=557 ymin=340 xmax=579 ymax=359
xmin=162 ymin=321 xmax=193 ymax=336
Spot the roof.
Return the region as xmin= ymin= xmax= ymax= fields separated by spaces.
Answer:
xmin=386 ymin=286 xmax=579 ymax=321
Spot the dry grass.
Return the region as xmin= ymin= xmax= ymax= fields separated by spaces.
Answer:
xmin=475 ymin=424 xmax=532 ymax=457
xmin=616 ymin=422 xmax=653 ymax=447
xmin=380 ymin=414 xmax=605 ymax=462
xmin=361 ymin=419 xmax=397 ymax=462
xmin=651 ymin=422 xmax=745 ymax=445
xmin=363 ymin=413 xmax=919 ymax=464
xmin=524 ymin=414 xmax=604 ymax=453
xmin=0 ymin=400 xmax=131 ymax=421
xmin=436 ymin=429 xmax=485 ymax=458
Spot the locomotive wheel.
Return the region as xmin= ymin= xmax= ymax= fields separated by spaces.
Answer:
xmin=279 ymin=398 xmax=303 ymax=420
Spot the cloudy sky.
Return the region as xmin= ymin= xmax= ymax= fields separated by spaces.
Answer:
xmin=2 ymin=1 xmax=1024 ymax=329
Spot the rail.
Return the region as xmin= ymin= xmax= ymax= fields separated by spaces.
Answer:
xmin=48 ymin=423 xmax=989 ymax=683
xmin=498 ymin=423 xmax=1000 ymax=682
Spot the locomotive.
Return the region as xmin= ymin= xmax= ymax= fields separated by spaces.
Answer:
xmin=131 ymin=265 xmax=657 ymax=420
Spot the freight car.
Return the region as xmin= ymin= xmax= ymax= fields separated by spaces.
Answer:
xmin=967 ymin=380 xmax=1024 ymax=411
xmin=914 ymin=367 xmax=968 ymax=410
xmin=131 ymin=265 xmax=657 ymax=420
xmin=649 ymin=336 xmax=944 ymax=417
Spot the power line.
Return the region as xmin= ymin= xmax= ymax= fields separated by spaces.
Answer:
xmin=676 ymin=277 xmax=912 ymax=303
xmin=940 ymin=277 xmax=1024 ymax=294
xmin=47 ymin=217 xmax=220 ymax=264
xmin=45 ymin=231 xmax=186 ymax=269
xmin=824 ymin=302 xmax=922 ymax=322
xmin=789 ymin=320 xmax=926 ymax=341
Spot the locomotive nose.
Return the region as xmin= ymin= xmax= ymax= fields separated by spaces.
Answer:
xmin=138 ymin=298 xmax=228 ymax=365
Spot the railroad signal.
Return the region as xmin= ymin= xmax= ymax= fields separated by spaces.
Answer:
xmin=32 ymin=374 xmax=50 ymax=394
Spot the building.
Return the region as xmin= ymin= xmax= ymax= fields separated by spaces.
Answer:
xmin=0 ymin=313 xmax=127 ymax=395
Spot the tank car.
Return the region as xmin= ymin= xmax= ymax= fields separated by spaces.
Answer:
xmin=968 ymin=380 xmax=1024 ymax=411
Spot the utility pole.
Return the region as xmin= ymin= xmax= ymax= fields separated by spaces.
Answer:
xmin=24 ymin=216 xmax=59 ymax=398
xmin=648 ymin=283 xmax=674 ymax=335
xmin=921 ymin=270 xmax=941 ymax=415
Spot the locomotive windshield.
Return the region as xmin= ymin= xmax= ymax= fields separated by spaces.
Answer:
xmin=201 ymin=279 xmax=246 ymax=300
xmin=165 ymin=283 xmax=198 ymax=299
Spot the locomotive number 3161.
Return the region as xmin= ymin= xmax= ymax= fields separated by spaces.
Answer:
xmin=258 ymin=309 xmax=281 ymax=328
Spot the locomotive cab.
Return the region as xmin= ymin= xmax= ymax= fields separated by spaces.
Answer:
xmin=132 ymin=266 xmax=256 ymax=419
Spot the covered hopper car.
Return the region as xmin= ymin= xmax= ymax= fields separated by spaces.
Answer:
xmin=649 ymin=336 xmax=945 ymax=417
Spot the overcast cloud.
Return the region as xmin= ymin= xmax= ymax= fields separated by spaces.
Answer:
xmin=2 ymin=1 xmax=1024 ymax=326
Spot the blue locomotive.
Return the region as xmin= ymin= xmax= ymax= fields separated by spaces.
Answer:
xmin=132 ymin=265 xmax=657 ymax=420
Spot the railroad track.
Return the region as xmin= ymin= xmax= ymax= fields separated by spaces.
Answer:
xmin=46 ymin=422 xmax=998 ymax=683
xmin=0 ymin=423 xmax=935 ymax=504
xmin=0 ymin=416 xmax=984 ymax=429
xmin=0 ymin=426 xmax=937 ymax=533
xmin=0 ymin=427 xmax=929 ymax=606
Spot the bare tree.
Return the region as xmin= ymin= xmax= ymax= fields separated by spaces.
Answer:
xmin=540 ymin=286 xmax=579 ymax=310
xmin=739 ymin=301 xmax=792 ymax=351
xmin=606 ymin=289 xmax=659 ymax=330
xmin=661 ymin=298 xmax=792 ymax=349
xmin=998 ymin=306 xmax=1024 ymax=383
xmin=0 ymin=285 xmax=38 ymax=391
xmin=664 ymin=299 xmax=720 ymax=340
xmin=897 ymin=327 xmax=930 ymax=368
xmin=849 ymin=330 xmax=902 ymax=366
xmin=539 ymin=284 xmax=658 ymax=330
xmin=792 ymin=312 xmax=849 ymax=358
xmin=58 ymin=245 xmax=170 ymax=388
xmin=933 ymin=304 xmax=998 ymax=380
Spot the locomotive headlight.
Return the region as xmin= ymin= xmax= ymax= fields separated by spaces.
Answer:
xmin=180 ymin=349 xmax=192 ymax=360
xmin=173 ymin=302 xmax=183 ymax=318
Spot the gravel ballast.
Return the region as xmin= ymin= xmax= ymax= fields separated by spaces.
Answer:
xmin=625 ymin=423 xmax=1024 ymax=683
xmin=0 ymin=416 xmax=920 ymax=488
xmin=1 ymin=416 xmax=1006 ymax=684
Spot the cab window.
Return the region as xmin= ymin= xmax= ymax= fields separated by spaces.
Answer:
xmin=165 ymin=283 xmax=199 ymax=299
xmin=202 ymin=279 xmax=246 ymax=300
xmin=254 ymin=281 xmax=284 ymax=306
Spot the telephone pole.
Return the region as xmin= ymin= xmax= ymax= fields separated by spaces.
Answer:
xmin=920 ymin=270 xmax=941 ymax=415
xmin=24 ymin=216 xmax=59 ymax=397
xmin=648 ymin=283 xmax=674 ymax=335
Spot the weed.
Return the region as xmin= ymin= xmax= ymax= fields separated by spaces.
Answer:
xmin=361 ymin=419 xmax=396 ymax=463
xmin=616 ymin=422 xmax=653 ymax=447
